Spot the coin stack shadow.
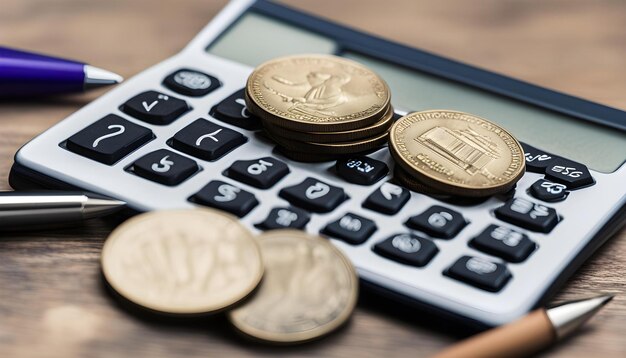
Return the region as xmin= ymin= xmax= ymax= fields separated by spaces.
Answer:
xmin=244 ymin=54 xmax=393 ymax=162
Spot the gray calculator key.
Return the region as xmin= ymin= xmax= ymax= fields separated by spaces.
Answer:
xmin=362 ymin=182 xmax=410 ymax=215
xmin=470 ymin=225 xmax=535 ymax=263
xmin=529 ymin=179 xmax=569 ymax=202
xmin=121 ymin=90 xmax=189 ymax=125
xmin=279 ymin=177 xmax=347 ymax=213
xmin=190 ymin=180 xmax=258 ymax=217
xmin=131 ymin=149 xmax=198 ymax=186
xmin=495 ymin=197 xmax=559 ymax=233
xmin=322 ymin=212 xmax=377 ymax=245
xmin=256 ymin=207 xmax=310 ymax=230
xmin=163 ymin=69 xmax=220 ymax=97
xmin=406 ymin=205 xmax=466 ymax=239
xmin=169 ymin=119 xmax=246 ymax=161
xmin=445 ymin=256 xmax=512 ymax=292
xmin=65 ymin=114 xmax=153 ymax=165
xmin=373 ymin=233 xmax=438 ymax=267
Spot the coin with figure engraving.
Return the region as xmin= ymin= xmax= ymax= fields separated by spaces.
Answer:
xmin=101 ymin=209 xmax=263 ymax=315
xmin=389 ymin=110 xmax=525 ymax=197
xmin=228 ymin=230 xmax=358 ymax=344
xmin=266 ymin=130 xmax=388 ymax=155
xmin=246 ymin=54 xmax=390 ymax=132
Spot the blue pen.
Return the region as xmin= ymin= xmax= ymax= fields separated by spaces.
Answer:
xmin=0 ymin=46 xmax=123 ymax=97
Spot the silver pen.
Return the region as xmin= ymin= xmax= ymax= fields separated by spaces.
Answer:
xmin=0 ymin=191 xmax=126 ymax=230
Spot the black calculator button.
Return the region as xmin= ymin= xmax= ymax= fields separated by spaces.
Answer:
xmin=495 ymin=197 xmax=559 ymax=233
xmin=121 ymin=90 xmax=188 ymax=125
xmin=335 ymin=157 xmax=388 ymax=185
xmin=544 ymin=158 xmax=594 ymax=189
xmin=363 ymin=182 xmax=410 ymax=215
xmin=210 ymin=89 xmax=262 ymax=130
xmin=322 ymin=212 xmax=377 ymax=245
xmin=163 ymin=69 xmax=220 ymax=97
xmin=66 ymin=114 xmax=153 ymax=165
xmin=226 ymin=157 xmax=289 ymax=189
xmin=373 ymin=233 xmax=438 ymax=267
xmin=522 ymin=142 xmax=556 ymax=173
xmin=169 ymin=119 xmax=246 ymax=161
xmin=191 ymin=180 xmax=258 ymax=217
xmin=256 ymin=207 xmax=310 ymax=230
xmin=406 ymin=205 xmax=466 ymax=239
xmin=445 ymin=256 xmax=511 ymax=292
xmin=529 ymin=179 xmax=569 ymax=202
xmin=279 ymin=177 xmax=346 ymax=213
xmin=131 ymin=149 xmax=198 ymax=186
xmin=470 ymin=225 xmax=535 ymax=263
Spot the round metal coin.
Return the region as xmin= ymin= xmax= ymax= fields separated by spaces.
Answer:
xmin=246 ymin=54 xmax=390 ymax=132
xmin=389 ymin=110 xmax=525 ymax=197
xmin=267 ymin=130 xmax=389 ymax=155
xmin=228 ymin=230 xmax=358 ymax=344
xmin=101 ymin=209 xmax=263 ymax=315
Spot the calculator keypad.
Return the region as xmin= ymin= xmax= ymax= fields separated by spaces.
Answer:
xmin=495 ymin=198 xmax=559 ymax=233
xmin=373 ymin=233 xmax=438 ymax=267
xmin=362 ymin=182 xmax=410 ymax=215
xmin=279 ymin=177 xmax=347 ymax=213
xmin=169 ymin=119 xmax=246 ymax=161
xmin=121 ymin=90 xmax=189 ymax=125
xmin=131 ymin=149 xmax=198 ymax=186
xmin=226 ymin=157 xmax=289 ymax=189
xmin=446 ymin=256 xmax=512 ymax=292
xmin=335 ymin=156 xmax=388 ymax=185
xmin=470 ymin=225 xmax=535 ymax=263
xmin=322 ymin=212 xmax=377 ymax=245
xmin=406 ymin=205 xmax=466 ymax=239
xmin=191 ymin=180 xmax=258 ymax=217
xmin=256 ymin=207 xmax=310 ymax=230
xmin=66 ymin=114 xmax=153 ymax=165
xmin=210 ymin=89 xmax=262 ymax=130
xmin=529 ymin=179 xmax=569 ymax=202
xmin=163 ymin=69 xmax=220 ymax=97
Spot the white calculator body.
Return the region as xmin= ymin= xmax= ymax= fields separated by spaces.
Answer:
xmin=11 ymin=0 xmax=626 ymax=328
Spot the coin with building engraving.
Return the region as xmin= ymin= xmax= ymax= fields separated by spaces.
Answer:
xmin=228 ymin=230 xmax=358 ymax=344
xmin=101 ymin=209 xmax=263 ymax=315
xmin=246 ymin=54 xmax=390 ymax=132
xmin=389 ymin=110 xmax=525 ymax=197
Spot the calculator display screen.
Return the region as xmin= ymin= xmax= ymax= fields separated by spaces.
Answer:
xmin=343 ymin=53 xmax=626 ymax=173
xmin=207 ymin=12 xmax=336 ymax=67
xmin=207 ymin=12 xmax=626 ymax=173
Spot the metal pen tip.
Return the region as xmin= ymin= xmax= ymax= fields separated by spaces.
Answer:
xmin=82 ymin=197 xmax=126 ymax=218
xmin=83 ymin=64 xmax=124 ymax=89
xmin=547 ymin=294 xmax=615 ymax=340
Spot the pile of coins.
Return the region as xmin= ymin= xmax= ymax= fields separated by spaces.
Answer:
xmin=389 ymin=110 xmax=526 ymax=197
xmin=101 ymin=209 xmax=358 ymax=344
xmin=245 ymin=54 xmax=393 ymax=162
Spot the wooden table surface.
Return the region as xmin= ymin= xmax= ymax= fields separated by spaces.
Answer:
xmin=1 ymin=1 xmax=625 ymax=356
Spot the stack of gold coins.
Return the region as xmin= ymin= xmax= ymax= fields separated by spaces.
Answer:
xmin=101 ymin=210 xmax=358 ymax=344
xmin=389 ymin=110 xmax=525 ymax=198
xmin=245 ymin=54 xmax=393 ymax=162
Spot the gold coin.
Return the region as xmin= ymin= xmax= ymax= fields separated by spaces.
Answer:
xmin=263 ymin=105 xmax=394 ymax=143
xmin=389 ymin=110 xmax=525 ymax=197
xmin=267 ymin=130 xmax=389 ymax=155
xmin=246 ymin=54 xmax=390 ymax=132
xmin=101 ymin=209 xmax=263 ymax=315
xmin=228 ymin=230 xmax=358 ymax=344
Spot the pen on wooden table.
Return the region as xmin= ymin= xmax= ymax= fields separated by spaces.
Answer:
xmin=0 ymin=191 xmax=126 ymax=230
xmin=432 ymin=295 xmax=613 ymax=358
xmin=0 ymin=46 xmax=123 ymax=98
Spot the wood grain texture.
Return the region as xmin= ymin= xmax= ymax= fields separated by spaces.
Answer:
xmin=0 ymin=0 xmax=625 ymax=356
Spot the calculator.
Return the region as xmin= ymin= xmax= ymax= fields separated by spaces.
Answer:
xmin=10 ymin=0 xmax=626 ymax=328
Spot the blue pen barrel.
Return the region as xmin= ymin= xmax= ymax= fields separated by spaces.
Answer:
xmin=0 ymin=46 xmax=85 ymax=97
